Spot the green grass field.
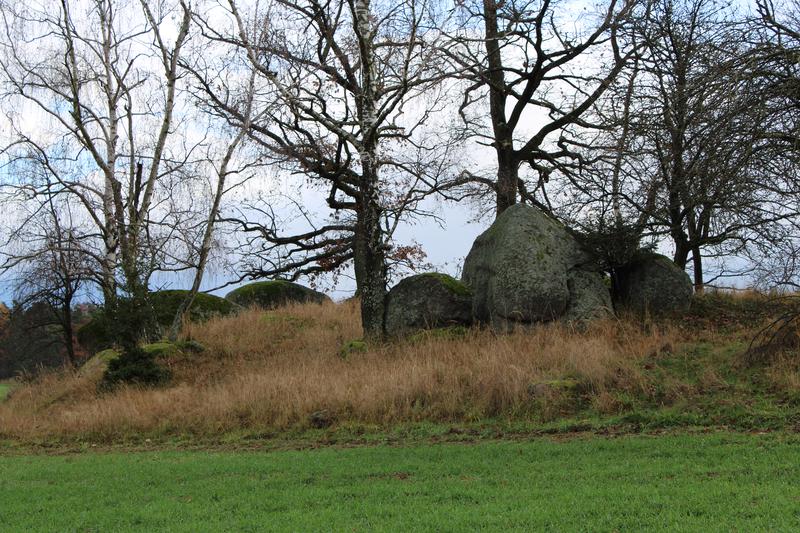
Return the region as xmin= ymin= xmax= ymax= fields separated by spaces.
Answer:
xmin=2 ymin=433 xmax=800 ymax=531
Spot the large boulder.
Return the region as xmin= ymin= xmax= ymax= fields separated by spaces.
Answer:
xmin=149 ymin=290 xmax=236 ymax=325
xmin=563 ymin=270 xmax=614 ymax=323
xmin=613 ymin=253 xmax=693 ymax=315
xmin=461 ymin=204 xmax=610 ymax=329
xmin=225 ymin=280 xmax=330 ymax=309
xmin=385 ymin=273 xmax=472 ymax=336
xmin=76 ymin=314 xmax=116 ymax=355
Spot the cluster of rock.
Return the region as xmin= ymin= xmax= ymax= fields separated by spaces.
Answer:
xmin=76 ymin=204 xmax=693 ymax=349
xmin=613 ymin=254 xmax=693 ymax=315
xmin=385 ymin=204 xmax=692 ymax=336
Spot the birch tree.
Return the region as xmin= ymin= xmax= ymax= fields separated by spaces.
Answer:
xmin=166 ymin=72 xmax=258 ymax=341
xmin=0 ymin=0 xmax=195 ymax=341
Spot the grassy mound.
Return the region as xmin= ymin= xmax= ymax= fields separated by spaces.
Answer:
xmin=5 ymin=292 xmax=800 ymax=442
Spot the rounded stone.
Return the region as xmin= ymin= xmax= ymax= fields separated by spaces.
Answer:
xmin=613 ymin=253 xmax=693 ymax=315
xmin=385 ymin=273 xmax=472 ymax=336
xmin=461 ymin=204 xmax=605 ymax=329
xmin=225 ymin=280 xmax=330 ymax=309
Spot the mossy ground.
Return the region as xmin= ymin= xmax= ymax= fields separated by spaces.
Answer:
xmin=339 ymin=339 xmax=368 ymax=359
xmin=0 ymin=382 xmax=13 ymax=402
xmin=407 ymin=325 xmax=470 ymax=343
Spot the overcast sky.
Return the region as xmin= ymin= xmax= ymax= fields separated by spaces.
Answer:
xmin=0 ymin=0 xmax=758 ymax=305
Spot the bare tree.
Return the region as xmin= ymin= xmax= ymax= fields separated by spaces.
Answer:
xmin=0 ymin=0 xmax=194 ymax=340
xmin=753 ymin=0 xmax=800 ymax=158
xmin=166 ymin=72 xmax=259 ymax=341
xmin=564 ymin=0 xmax=800 ymax=292
xmin=3 ymin=194 xmax=89 ymax=367
xmin=444 ymin=0 xmax=638 ymax=216
xmin=191 ymin=0 xmax=460 ymax=338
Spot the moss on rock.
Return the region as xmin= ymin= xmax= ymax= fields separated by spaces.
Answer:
xmin=613 ymin=253 xmax=692 ymax=316
xmin=385 ymin=273 xmax=473 ymax=337
xmin=415 ymin=273 xmax=472 ymax=297
xmin=149 ymin=290 xmax=235 ymax=326
xmin=461 ymin=203 xmax=602 ymax=330
xmin=76 ymin=314 xmax=116 ymax=355
xmin=225 ymin=280 xmax=330 ymax=309
xmin=76 ymin=291 xmax=233 ymax=355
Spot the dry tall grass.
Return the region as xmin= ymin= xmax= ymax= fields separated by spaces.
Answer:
xmin=0 ymin=300 xmax=680 ymax=440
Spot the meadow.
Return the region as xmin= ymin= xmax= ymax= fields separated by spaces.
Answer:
xmin=2 ymin=433 xmax=799 ymax=531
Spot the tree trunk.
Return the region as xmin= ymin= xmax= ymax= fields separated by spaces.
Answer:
xmin=167 ymin=175 xmax=226 ymax=341
xmin=352 ymin=0 xmax=387 ymax=339
xmin=673 ymin=240 xmax=690 ymax=270
xmin=62 ymin=303 xmax=77 ymax=368
xmin=496 ymin=148 xmax=518 ymax=216
xmin=354 ymin=163 xmax=387 ymax=340
xmin=168 ymin=118 xmax=250 ymax=341
xmin=101 ymin=170 xmax=119 ymax=311
xmin=691 ymin=246 xmax=704 ymax=293
xmin=483 ymin=0 xmax=515 ymax=217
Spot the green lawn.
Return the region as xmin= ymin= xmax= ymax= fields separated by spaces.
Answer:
xmin=2 ymin=433 xmax=800 ymax=531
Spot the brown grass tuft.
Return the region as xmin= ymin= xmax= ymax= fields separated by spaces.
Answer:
xmin=0 ymin=300 xmax=680 ymax=440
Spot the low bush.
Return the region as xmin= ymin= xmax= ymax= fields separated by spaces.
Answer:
xmin=100 ymin=346 xmax=170 ymax=390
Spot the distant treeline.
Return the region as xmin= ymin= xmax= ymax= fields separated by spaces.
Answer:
xmin=0 ymin=302 xmax=95 ymax=379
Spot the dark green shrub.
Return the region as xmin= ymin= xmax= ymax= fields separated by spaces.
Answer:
xmin=100 ymin=346 xmax=170 ymax=390
xmin=575 ymin=223 xmax=649 ymax=272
